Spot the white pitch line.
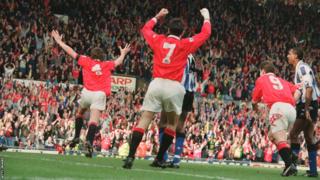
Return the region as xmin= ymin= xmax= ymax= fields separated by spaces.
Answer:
xmin=9 ymin=177 xmax=80 ymax=180
xmin=133 ymin=168 xmax=237 ymax=180
xmin=3 ymin=154 xmax=238 ymax=180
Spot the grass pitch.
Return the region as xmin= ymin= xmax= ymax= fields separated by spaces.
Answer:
xmin=1 ymin=152 xmax=310 ymax=180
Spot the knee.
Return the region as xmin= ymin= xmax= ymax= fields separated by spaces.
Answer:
xmin=77 ymin=108 xmax=86 ymax=116
xmin=165 ymin=119 xmax=178 ymax=131
xmin=76 ymin=113 xmax=84 ymax=118
xmin=270 ymin=130 xmax=287 ymax=144
xmin=305 ymin=136 xmax=314 ymax=145
xmin=166 ymin=120 xmax=176 ymax=128
xmin=142 ymin=111 xmax=154 ymax=120
xmin=304 ymin=130 xmax=316 ymax=145
xmin=268 ymin=133 xmax=274 ymax=142
xmin=175 ymin=124 xmax=184 ymax=134
xmin=158 ymin=120 xmax=166 ymax=128
xmin=136 ymin=123 xmax=148 ymax=130
xmin=289 ymin=131 xmax=298 ymax=140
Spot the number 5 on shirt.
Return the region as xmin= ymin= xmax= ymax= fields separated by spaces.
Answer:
xmin=162 ymin=42 xmax=176 ymax=64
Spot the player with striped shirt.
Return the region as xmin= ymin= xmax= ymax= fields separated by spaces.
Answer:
xmin=159 ymin=54 xmax=197 ymax=168
xmin=288 ymin=47 xmax=320 ymax=177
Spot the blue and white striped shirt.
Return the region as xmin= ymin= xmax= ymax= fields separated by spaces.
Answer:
xmin=294 ymin=60 xmax=320 ymax=103
xmin=181 ymin=54 xmax=197 ymax=92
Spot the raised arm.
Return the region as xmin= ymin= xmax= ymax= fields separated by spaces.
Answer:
xmin=184 ymin=8 xmax=211 ymax=53
xmin=114 ymin=44 xmax=131 ymax=67
xmin=51 ymin=30 xmax=77 ymax=59
xmin=140 ymin=8 xmax=168 ymax=49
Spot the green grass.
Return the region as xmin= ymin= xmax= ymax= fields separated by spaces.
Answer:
xmin=0 ymin=152 xmax=310 ymax=180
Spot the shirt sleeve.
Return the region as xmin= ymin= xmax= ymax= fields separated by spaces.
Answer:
xmin=78 ymin=55 xmax=91 ymax=68
xmin=252 ymin=78 xmax=263 ymax=103
xmin=288 ymin=81 xmax=298 ymax=94
xmin=140 ymin=18 xmax=162 ymax=50
xmin=182 ymin=21 xmax=211 ymax=53
xmin=299 ymin=65 xmax=313 ymax=88
xmin=103 ymin=61 xmax=115 ymax=71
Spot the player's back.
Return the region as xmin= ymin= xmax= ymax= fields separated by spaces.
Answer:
xmin=255 ymin=73 xmax=296 ymax=108
xmin=78 ymin=55 xmax=115 ymax=95
xmin=151 ymin=35 xmax=194 ymax=82
xmin=141 ymin=18 xmax=211 ymax=82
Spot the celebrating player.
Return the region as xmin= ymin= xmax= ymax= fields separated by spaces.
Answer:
xmin=252 ymin=61 xmax=299 ymax=176
xmin=51 ymin=30 xmax=131 ymax=157
xmin=123 ymin=8 xmax=211 ymax=169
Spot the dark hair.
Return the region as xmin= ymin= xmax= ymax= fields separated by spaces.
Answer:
xmin=90 ymin=47 xmax=105 ymax=60
xmin=260 ymin=61 xmax=275 ymax=73
xmin=290 ymin=47 xmax=303 ymax=60
xmin=168 ymin=18 xmax=184 ymax=36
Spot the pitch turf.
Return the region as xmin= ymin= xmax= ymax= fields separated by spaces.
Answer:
xmin=0 ymin=152 xmax=311 ymax=180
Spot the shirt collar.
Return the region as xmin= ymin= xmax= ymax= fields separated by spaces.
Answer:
xmin=168 ymin=35 xmax=180 ymax=40
xmin=295 ymin=60 xmax=303 ymax=73
xmin=262 ymin=73 xmax=275 ymax=76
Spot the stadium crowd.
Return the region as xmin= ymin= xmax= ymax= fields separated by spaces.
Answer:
xmin=0 ymin=79 xmax=319 ymax=166
xmin=1 ymin=0 xmax=320 ymax=93
xmin=0 ymin=0 xmax=319 ymax=166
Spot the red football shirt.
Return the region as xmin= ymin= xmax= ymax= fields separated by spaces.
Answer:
xmin=252 ymin=73 xmax=296 ymax=108
xmin=78 ymin=55 xmax=115 ymax=95
xmin=141 ymin=18 xmax=211 ymax=81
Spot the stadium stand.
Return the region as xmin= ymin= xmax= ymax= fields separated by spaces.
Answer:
xmin=0 ymin=0 xmax=319 ymax=166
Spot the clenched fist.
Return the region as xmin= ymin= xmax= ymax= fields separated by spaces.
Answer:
xmin=156 ymin=8 xmax=169 ymax=19
xmin=200 ymin=8 xmax=210 ymax=20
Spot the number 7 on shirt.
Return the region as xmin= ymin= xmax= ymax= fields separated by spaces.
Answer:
xmin=162 ymin=42 xmax=176 ymax=64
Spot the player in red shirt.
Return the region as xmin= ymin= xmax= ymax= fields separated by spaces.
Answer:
xmin=123 ymin=8 xmax=211 ymax=169
xmin=51 ymin=30 xmax=130 ymax=157
xmin=252 ymin=61 xmax=300 ymax=176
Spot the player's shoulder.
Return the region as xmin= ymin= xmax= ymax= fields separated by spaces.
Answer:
xmin=78 ymin=55 xmax=93 ymax=66
xmin=298 ymin=63 xmax=311 ymax=75
xmin=153 ymin=34 xmax=165 ymax=40
xmin=79 ymin=55 xmax=92 ymax=61
xmin=181 ymin=37 xmax=195 ymax=43
xmin=102 ymin=60 xmax=115 ymax=65
xmin=101 ymin=60 xmax=115 ymax=69
xmin=80 ymin=55 xmax=89 ymax=58
xmin=254 ymin=76 xmax=264 ymax=86
xmin=257 ymin=74 xmax=268 ymax=81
